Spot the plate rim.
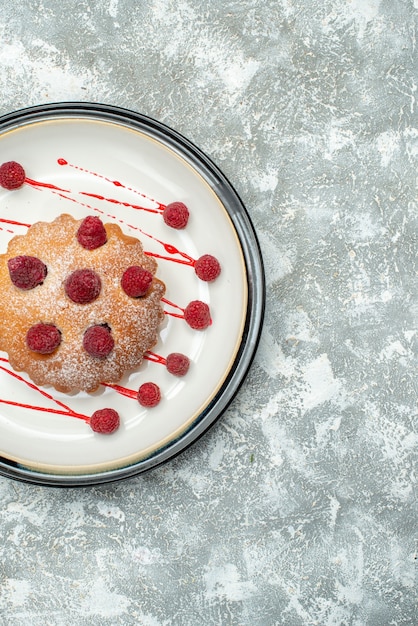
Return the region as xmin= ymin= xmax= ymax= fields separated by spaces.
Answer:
xmin=0 ymin=102 xmax=265 ymax=487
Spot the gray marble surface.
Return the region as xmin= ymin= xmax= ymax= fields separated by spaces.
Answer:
xmin=0 ymin=1 xmax=417 ymax=624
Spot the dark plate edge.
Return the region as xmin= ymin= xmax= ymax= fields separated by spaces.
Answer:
xmin=0 ymin=102 xmax=265 ymax=487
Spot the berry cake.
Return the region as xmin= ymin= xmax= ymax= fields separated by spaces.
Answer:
xmin=0 ymin=213 xmax=166 ymax=393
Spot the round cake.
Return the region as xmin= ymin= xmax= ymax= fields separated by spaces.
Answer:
xmin=0 ymin=213 xmax=166 ymax=393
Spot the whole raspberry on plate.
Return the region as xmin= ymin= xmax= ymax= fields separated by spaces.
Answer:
xmin=0 ymin=161 xmax=26 ymax=190
xmin=184 ymin=300 xmax=211 ymax=330
xmin=8 ymin=255 xmax=47 ymax=290
xmin=163 ymin=202 xmax=189 ymax=229
xmin=137 ymin=382 xmax=161 ymax=407
xmin=77 ymin=216 xmax=107 ymax=250
xmin=90 ymin=408 xmax=120 ymax=434
xmin=121 ymin=266 xmax=153 ymax=298
xmin=83 ymin=324 xmax=114 ymax=358
xmin=166 ymin=352 xmax=190 ymax=376
xmin=65 ymin=268 xmax=102 ymax=304
xmin=194 ymin=254 xmax=221 ymax=282
xmin=26 ymin=323 xmax=61 ymax=354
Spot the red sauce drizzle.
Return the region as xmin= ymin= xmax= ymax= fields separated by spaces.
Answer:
xmin=57 ymin=157 xmax=166 ymax=210
xmin=0 ymin=359 xmax=89 ymax=422
xmin=3 ymin=157 xmax=198 ymax=267
xmin=101 ymin=383 xmax=138 ymax=400
xmin=144 ymin=351 xmax=167 ymax=366
xmin=46 ymin=193 xmax=196 ymax=268
xmin=142 ymin=235 xmax=195 ymax=267
xmin=25 ymin=178 xmax=70 ymax=193
xmin=0 ymin=157 xmax=207 ymax=428
xmin=161 ymin=297 xmax=186 ymax=319
xmin=80 ymin=192 xmax=162 ymax=215
xmin=0 ymin=217 xmax=31 ymax=228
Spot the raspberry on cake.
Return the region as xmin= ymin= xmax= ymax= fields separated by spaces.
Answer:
xmin=8 ymin=255 xmax=47 ymax=290
xmin=65 ymin=268 xmax=102 ymax=304
xmin=83 ymin=324 xmax=115 ymax=358
xmin=121 ymin=266 xmax=153 ymax=298
xmin=0 ymin=213 xmax=166 ymax=393
xmin=26 ymin=323 xmax=61 ymax=354
xmin=77 ymin=215 xmax=107 ymax=250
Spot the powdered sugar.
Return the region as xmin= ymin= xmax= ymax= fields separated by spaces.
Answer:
xmin=0 ymin=214 xmax=165 ymax=392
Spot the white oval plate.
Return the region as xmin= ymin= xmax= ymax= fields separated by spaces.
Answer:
xmin=0 ymin=103 xmax=264 ymax=486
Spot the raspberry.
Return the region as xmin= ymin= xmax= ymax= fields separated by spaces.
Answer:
xmin=8 ymin=256 xmax=47 ymax=290
xmin=194 ymin=254 xmax=221 ymax=282
xmin=90 ymin=408 xmax=120 ymax=434
xmin=0 ymin=161 xmax=26 ymax=190
xmin=65 ymin=269 xmax=101 ymax=304
xmin=26 ymin=323 xmax=61 ymax=354
xmin=121 ymin=266 xmax=153 ymax=297
xmin=137 ymin=382 xmax=161 ymax=407
xmin=163 ymin=202 xmax=189 ymax=229
xmin=166 ymin=352 xmax=190 ymax=376
xmin=184 ymin=300 xmax=211 ymax=330
xmin=83 ymin=324 xmax=114 ymax=358
xmin=77 ymin=216 xmax=107 ymax=250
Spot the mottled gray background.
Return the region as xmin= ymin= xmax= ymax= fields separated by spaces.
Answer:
xmin=0 ymin=1 xmax=417 ymax=625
